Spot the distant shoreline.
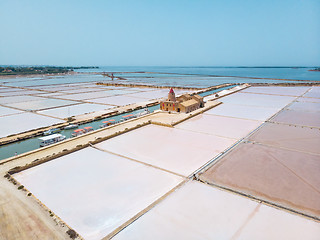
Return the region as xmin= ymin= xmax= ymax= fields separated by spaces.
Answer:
xmin=0 ymin=71 xmax=79 ymax=79
xmin=0 ymin=70 xmax=318 ymax=83
xmin=0 ymin=66 xmax=99 ymax=79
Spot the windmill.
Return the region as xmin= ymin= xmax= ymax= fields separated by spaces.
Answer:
xmin=102 ymin=72 xmax=115 ymax=80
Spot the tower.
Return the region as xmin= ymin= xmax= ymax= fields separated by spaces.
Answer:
xmin=168 ymin=88 xmax=176 ymax=101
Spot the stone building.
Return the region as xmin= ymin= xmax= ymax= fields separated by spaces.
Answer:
xmin=160 ymin=88 xmax=204 ymax=113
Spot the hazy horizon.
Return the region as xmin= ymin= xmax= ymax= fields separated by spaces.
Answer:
xmin=0 ymin=0 xmax=319 ymax=66
xmin=1 ymin=65 xmax=319 ymax=68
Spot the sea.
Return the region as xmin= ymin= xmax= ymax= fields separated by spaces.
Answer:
xmin=75 ymin=66 xmax=320 ymax=88
xmin=1 ymin=67 xmax=319 ymax=89
xmin=76 ymin=66 xmax=320 ymax=80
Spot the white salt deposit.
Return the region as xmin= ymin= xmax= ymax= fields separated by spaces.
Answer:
xmin=0 ymin=95 xmax=44 ymax=104
xmin=57 ymin=89 xmax=137 ymax=100
xmin=38 ymin=103 xmax=114 ymax=118
xmin=220 ymin=92 xmax=296 ymax=109
xmin=0 ymin=90 xmax=44 ymax=96
xmin=0 ymin=106 xmax=23 ymax=117
xmin=5 ymin=98 xmax=80 ymax=111
xmin=127 ymin=89 xmax=188 ymax=100
xmin=176 ymin=114 xmax=261 ymax=140
xmin=114 ymin=181 xmax=320 ymax=240
xmin=243 ymin=86 xmax=309 ymax=97
xmin=205 ymin=103 xmax=279 ymax=121
xmin=89 ymin=95 xmax=149 ymax=106
xmin=14 ymin=147 xmax=183 ymax=240
xmin=0 ymin=112 xmax=64 ymax=138
xmin=96 ymin=125 xmax=236 ymax=176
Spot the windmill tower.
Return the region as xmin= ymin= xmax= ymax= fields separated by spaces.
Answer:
xmin=168 ymin=88 xmax=176 ymax=101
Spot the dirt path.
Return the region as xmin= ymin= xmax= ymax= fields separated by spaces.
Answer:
xmin=0 ymin=178 xmax=69 ymax=240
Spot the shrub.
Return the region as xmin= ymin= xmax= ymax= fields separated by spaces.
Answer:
xmin=18 ymin=185 xmax=24 ymax=190
xmin=66 ymin=117 xmax=75 ymax=122
xmin=66 ymin=229 xmax=78 ymax=239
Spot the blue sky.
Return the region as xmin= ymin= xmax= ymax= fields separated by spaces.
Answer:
xmin=0 ymin=0 xmax=319 ymax=66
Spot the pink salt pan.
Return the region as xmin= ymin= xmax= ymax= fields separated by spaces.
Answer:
xmin=287 ymin=101 xmax=320 ymax=113
xmin=303 ymin=88 xmax=320 ymax=99
xmin=200 ymin=143 xmax=320 ymax=218
xmin=271 ymin=109 xmax=320 ymax=128
xmin=249 ymin=122 xmax=320 ymax=155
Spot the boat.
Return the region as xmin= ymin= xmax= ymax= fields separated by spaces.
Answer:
xmin=136 ymin=108 xmax=150 ymax=117
xmin=121 ymin=114 xmax=136 ymax=121
xmin=64 ymin=124 xmax=79 ymax=130
xmin=39 ymin=134 xmax=66 ymax=147
xmin=43 ymin=128 xmax=61 ymax=136
xmin=99 ymin=119 xmax=116 ymax=128
xmin=83 ymin=126 xmax=94 ymax=133
xmin=71 ymin=129 xmax=85 ymax=137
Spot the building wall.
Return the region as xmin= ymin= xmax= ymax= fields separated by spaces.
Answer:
xmin=160 ymin=101 xmax=177 ymax=111
xmin=184 ymin=102 xmax=200 ymax=113
xmin=160 ymin=93 xmax=204 ymax=113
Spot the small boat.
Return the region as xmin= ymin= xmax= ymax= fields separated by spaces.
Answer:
xmin=122 ymin=114 xmax=135 ymax=121
xmin=43 ymin=128 xmax=61 ymax=136
xmin=136 ymin=108 xmax=150 ymax=117
xmin=72 ymin=129 xmax=85 ymax=137
xmin=99 ymin=119 xmax=116 ymax=128
xmin=83 ymin=126 xmax=94 ymax=133
xmin=64 ymin=124 xmax=79 ymax=130
xmin=39 ymin=134 xmax=66 ymax=147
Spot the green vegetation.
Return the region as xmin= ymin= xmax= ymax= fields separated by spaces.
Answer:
xmin=0 ymin=66 xmax=99 ymax=76
xmin=66 ymin=229 xmax=78 ymax=239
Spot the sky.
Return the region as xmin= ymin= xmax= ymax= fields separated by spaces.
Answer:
xmin=0 ymin=0 xmax=319 ymax=66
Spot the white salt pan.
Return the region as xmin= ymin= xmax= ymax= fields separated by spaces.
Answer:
xmin=243 ymin=86 xmax=309 ymax=97
xmin=0 ymin=106 xmax=23 ymax=117
xmin=38 ymin=103 xmax=114 ymax=118
xmin=96 ymin=125 xmax=235 ymax=176
xmin=89 ymin=95 xmax=149 ymax=106
xmin=206 ymin=103 xmax=279 ymax=121
xmin=114 ymin=182 xmax=320 ymax=240
xmin=176 ymin=114 xmax=261 ymax=140
xmin=0 ymin=112 xmax=64 ymax=138
xmin=5 ymin=98 xmax=80 ymax=111
xmin=220 ymin=92 xmax=296 ymax=109
xmin=14 ymin=147 xmax=183 ymax=240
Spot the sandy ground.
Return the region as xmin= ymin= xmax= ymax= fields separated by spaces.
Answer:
xmin=0 ymin=177 xmax=69 ymax=240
